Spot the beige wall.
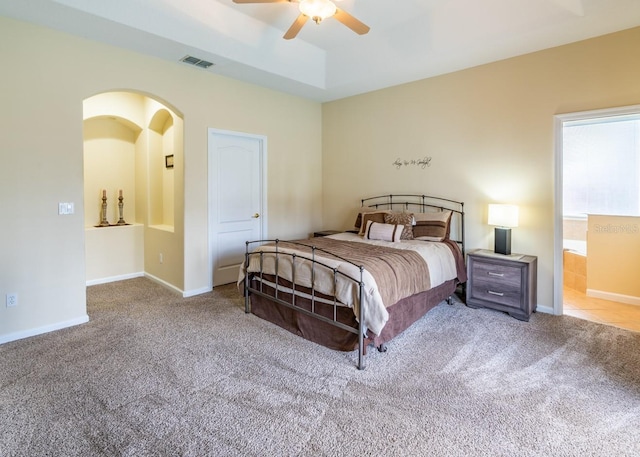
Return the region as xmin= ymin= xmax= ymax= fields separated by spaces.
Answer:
xmin=587 ymin=215 xmax=640 ymax=304
xmin=2 ymin=13 xmax=639 ymax=343
xmin=322 ymin=27 xmax=640 ymax=312
xmin=0 ymin=16 xmax=322 ymax=342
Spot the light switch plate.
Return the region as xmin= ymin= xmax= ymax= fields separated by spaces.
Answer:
xmin=58 ymin=202 xmax=74 ymax=215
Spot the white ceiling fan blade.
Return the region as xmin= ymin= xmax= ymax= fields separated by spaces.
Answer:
xmin=333 ymin=8 xmax=370 ymax=35
xmin=283 ymin=13 xmax=309 ymax=40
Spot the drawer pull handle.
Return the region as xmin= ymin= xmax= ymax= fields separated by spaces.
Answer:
xmin=488 ymin=272 xmax=504 ymax=277
xmin=488 ymin=290 xmax=504 ymax=297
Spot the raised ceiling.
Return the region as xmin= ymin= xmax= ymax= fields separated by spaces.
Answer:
xmin=1 ymin=0 xmax=639 ymax=102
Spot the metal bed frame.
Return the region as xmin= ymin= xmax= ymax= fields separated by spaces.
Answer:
xmin=243 ymin=194 xmax=465 ymax=370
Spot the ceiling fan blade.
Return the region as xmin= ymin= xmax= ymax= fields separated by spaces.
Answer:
xmin=232 ymin=0 xmax=288 ymax=4
xmin=333 ymin=8 xmax=370 ymax=35
xmin=283 ymin=14 xmax=309 ymax=40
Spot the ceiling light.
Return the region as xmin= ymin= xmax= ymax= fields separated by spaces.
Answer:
xmin=299 ymin=0 xmax=337 ymax=24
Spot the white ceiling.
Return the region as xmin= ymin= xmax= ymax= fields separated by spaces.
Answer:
xmin=1 ymin=0 xmax=639 ymax=102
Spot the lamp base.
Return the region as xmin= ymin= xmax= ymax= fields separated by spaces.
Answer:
xmin=494 ymin=227 xmax=512 ymax=255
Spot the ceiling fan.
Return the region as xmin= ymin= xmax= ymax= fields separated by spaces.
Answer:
xmin=232 ymin=0 xmax=370 ymax=40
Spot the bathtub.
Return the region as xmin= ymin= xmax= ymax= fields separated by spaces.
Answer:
xmin=563 ymin=240 xmax=586 ymax=292
xmin=563 ymin=239 xmax=586 ymax=256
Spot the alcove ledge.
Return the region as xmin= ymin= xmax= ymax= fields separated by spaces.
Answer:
xmin=85 ymin=222 xmax=143 ymax=231
xmin=148 ymin=224 xmax=174 ymax=233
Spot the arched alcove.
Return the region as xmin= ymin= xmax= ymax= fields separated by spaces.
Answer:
xmin=83 ymin=91 xmax=184 ymax=288
xmin=83 ymin=115 xmax=141 ymax=226
xmin=148 ymin=109 xmax=175 ymax=229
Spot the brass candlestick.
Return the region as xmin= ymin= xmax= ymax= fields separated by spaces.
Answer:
xmin=99 ymin=191 xmax=110 ymax=227
xmin=117 ymin=191 xmax=126 ymax=225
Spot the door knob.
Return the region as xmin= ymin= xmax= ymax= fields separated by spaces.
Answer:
xmin=253 ymin=213 xmax=260 ymax=218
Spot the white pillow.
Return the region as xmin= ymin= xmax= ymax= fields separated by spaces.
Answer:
xmin=356 ymin=210 xmax=392 ymax=235
xmin=364 ymin=221 xmax=403 ymax=242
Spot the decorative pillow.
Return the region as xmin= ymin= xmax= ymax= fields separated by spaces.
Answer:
xmin=414 ymin=235 xmax=445 ymax=242
xmin=356 ymin=210 xmax=391 ymax=235
xmin=384 ymin=212 xmax=414 ymax=240
xmin=364 ymin=221 xmax=403 ymax=242
xmin=412 ymin=211 xmax=452 ymax=241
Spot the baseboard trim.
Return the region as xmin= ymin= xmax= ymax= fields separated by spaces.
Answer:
xmin=87 ymin=271 xmax=185 ymax=295
xmin=143 ymin=273 xmax=184 ymax=295
xmin=86 ymin=272 xmax=144 ymax=286
xmin=0 ymin=315 xmax=89 ymax=345
xmin=586 ymin=289 xmax=640 ymax=306
xmin=535 ymin=304 xmax=554 ymax=315
xmin=183 ymin=286 xmax=213 ymax=298
xmin=86 ymin=272 xmax=212 ymax=298
xmin=144 ymin=273 xmax=213 ymax=298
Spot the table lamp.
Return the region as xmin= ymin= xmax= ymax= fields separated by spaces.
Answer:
xmin=488 ymin=204 xmax=519 ymax=255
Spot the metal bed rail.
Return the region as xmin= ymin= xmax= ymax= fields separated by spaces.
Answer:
xmin=243 ymin=239 xmax=368 ymax=370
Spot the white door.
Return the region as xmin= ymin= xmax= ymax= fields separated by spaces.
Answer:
xmin=209 ymin=129 xmax=266 ymax=286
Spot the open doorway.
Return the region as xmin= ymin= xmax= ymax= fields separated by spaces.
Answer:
xmin=555 ymin=105 xmax=640 ymax=332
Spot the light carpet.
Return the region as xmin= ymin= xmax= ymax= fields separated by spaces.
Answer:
xmin=1 ymin=277 xmax=639 ymax=456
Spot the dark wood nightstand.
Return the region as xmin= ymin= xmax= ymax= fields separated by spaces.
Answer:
xmin=313 ymin=230 xmax=341 ymax=237
xmin=466 ymin=249 xmax=537 ymax=321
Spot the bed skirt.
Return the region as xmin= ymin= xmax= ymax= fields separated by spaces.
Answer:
xmin=248 ymin=277 xmax=458 ymax=352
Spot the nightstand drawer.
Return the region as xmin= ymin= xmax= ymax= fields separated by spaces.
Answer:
xmin=471 ymin=262 xmax=522 ymax=289
xmin=469 ymin=280 xmax=522 ymax=308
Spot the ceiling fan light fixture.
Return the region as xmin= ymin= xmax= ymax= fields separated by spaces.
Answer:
xmin=299 ymin=0 xmax=337 ymax=24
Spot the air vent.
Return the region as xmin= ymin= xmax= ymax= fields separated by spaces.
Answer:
xmin=180 ymin=55 xmax=214 ymax=69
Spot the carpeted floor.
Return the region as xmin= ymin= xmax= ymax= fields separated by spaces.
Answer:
xmin=1 ymin=277 xmax=639 ymax=456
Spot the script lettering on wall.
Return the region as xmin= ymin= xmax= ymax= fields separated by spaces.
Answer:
xmin=392 ymin=157 xmax=432 ymax=170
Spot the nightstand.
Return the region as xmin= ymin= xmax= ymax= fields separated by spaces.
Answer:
xmin=466 ymin=249 xmax=537 ymax=321
xmin=313 ymin=230 xmax=341 ymax=237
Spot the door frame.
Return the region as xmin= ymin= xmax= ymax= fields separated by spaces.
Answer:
xmin=207 ymin=128 xmax=267 ymax=289
xmin=553 ymin=104 xmax=640 ymax=315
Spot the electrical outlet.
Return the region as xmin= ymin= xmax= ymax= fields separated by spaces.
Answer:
xmin=6 ymin=293 xmax=17 ymax=307
xmin=159 ymin=253 xmax=164 ymax=264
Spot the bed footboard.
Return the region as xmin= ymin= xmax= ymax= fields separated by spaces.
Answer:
xmin=243 ymin=240 xmax=368 ymax=370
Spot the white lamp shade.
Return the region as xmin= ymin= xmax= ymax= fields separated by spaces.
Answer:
xmin=488 ymin=204 xmax=519 ymax=228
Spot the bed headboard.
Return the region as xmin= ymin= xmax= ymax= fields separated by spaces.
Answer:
xmin=360 ymin=194 xmax=465 ymax=255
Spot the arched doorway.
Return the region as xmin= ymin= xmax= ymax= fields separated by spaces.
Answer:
xmin=83 ymin=91 xmax=185 ymax=291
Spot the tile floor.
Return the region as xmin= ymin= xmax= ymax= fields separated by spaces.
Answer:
xmin=563 ymin=286 xmax=640 ymax=332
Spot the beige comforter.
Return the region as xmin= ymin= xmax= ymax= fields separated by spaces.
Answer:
xmin=239 ymin=232 xmax=457 ymax=336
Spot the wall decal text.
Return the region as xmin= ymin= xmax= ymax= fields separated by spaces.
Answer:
xmin=393 ymin=156 xmax=432 ymax=170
